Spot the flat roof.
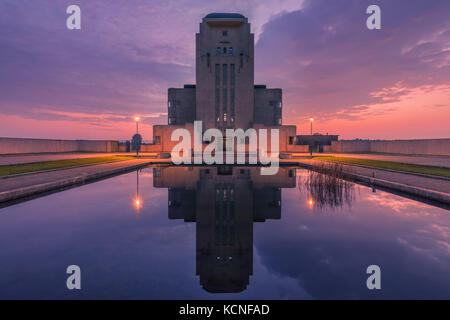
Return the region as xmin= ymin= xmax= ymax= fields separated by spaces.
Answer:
xmin=204 ymin=13 xmax=245 ymax=19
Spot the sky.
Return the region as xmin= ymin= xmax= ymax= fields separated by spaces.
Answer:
xmin=0 ymin=0 xmax=449 ymax=140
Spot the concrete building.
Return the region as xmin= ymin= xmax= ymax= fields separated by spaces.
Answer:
xmin=144 ymin=13 xmax=309 ymax=155
xmin=296 ymin=134 xmax=339 ymax=152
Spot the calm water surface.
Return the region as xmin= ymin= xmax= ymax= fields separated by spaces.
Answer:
xmin=0 ymin=166 xmax=449 ymax=299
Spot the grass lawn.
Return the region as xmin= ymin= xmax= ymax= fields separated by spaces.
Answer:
xmin=0 ymin=156 xmax=134 ymax=177
xmin=313 ymin=156 xmax=450 ymax=178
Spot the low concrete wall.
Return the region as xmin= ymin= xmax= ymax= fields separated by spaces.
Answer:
xmin=287 ymin=145 xmax=309 ymax=153
xmin=140 ymin=144 xmax=161 ymax=152
xmin=329 ymin=139 xmax=450 ymax=156
xmin=0 ymin=137 xmax=119 ymax=154
xmin=330 ymin=141 xmax=371 ymax=153
xmin=370 ymin=139 xmax=450 ymax=156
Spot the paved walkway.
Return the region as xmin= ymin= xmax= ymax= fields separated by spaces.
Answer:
xmin=317 ymin=153 xmax=450 ymax=168
xmin=0 ymin=159 xmax=157 ymax=203
xmin=0 ymin=152 xmax=132 ymax=165
xmin=295 ymin=158 xmax=450 ymax=195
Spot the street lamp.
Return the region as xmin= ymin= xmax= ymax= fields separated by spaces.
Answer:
xmin=135 ymin=116 xmax=140 ymax=134
xmin=135 ymin=116 xmax=140 ymax=156
xmin=309 ymin=118 xmax=314 ymax=156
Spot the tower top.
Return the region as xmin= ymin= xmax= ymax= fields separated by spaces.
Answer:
xmin=203 ymin=13 xmax=247 ymax=26
xmin=204 ymin=13 xmax=246 ymax=19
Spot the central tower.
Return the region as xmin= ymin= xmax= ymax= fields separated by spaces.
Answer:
xmin=195 ymin=13 xmax=255 ymax=131
xmin=160 ymin=13 xmax=294 ymax=155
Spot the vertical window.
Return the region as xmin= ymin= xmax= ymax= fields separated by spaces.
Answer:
xmin=168 ymin=100 xmax=177 ymax=125
xmin=223 ymin=65 xmax=228 ymax=124
xmin=223 ymin=47 xmax=227 ymax=54
xmin=215 ymin=64 xmax=220 ymax=85
xmin=230 ymin=88 xmax=234 ymax=123
xmin=229 ymin=47 xmax=233 ymax=54
xmin=216 ymin=47 xmax=221 ymax=54
xmin=223 ymin=88 xmax=227 ymax=124
xmin=172 ymin=104 xmax=176 ymax=124
xmin=222 ymin=30 xmax=228 ymax=36
xmin=273 ymin=101 xmax=282 ymax=126
xmin=223 ymin=64 xmax=227 ymax=86
xmin=216 ymin=88 xmax=220 ymax=123
xmin=215 ymin=64 xmax=220 ymax=122
xmin=230 ymin=65 xmax=235 ymax=123
xmin=289 ymin=137 xmax=294 ymax=145
xmin=230 ymin=64 xmax=235 ymax=86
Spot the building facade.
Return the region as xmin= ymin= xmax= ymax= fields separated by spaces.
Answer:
xmin=146 ymin=13 xmax=309 ymax=155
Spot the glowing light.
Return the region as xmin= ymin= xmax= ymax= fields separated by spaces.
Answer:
xmin=134 ymin=198 xmax=142 ymax=210
xmin=308 ymin=199 xmax=314 ymax=208
xmin=135 ymin=116 xmax=140 ymax=122
xmin=309 ymin=118 xmax=314 ymax=122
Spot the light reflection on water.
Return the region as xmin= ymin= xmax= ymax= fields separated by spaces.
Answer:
xmin=0 ymin=166 xmax=449 ymax=299
xmin=298 ymin=168 xmax=357 ymax=210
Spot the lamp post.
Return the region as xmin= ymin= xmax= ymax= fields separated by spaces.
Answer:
xmin=135 ymin=116 xmax=140 ymax=134
xmin=135 ymin=116 xmax=140 ymax=156
xmin=309 ymin=118 xmax=314 ymax=156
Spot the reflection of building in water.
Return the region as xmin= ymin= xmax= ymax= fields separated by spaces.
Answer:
xmin=154 ymin=166 xmax=296 ymax=293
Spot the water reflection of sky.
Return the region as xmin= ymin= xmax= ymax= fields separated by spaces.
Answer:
xmin=0 ymin=167 xmax=448 ymax=299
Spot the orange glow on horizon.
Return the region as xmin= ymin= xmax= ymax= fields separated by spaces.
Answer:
xmin=0 ymin=113 xmax=156 ymax=140
xmin=0 ymin=85 xmax=448 ymax=140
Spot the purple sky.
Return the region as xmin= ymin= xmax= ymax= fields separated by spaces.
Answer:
xmin=0 ymin=0 xmax=449 ymax=139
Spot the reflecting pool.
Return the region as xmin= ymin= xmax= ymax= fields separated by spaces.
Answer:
xmin=0 ymin=166 xmax=449 ymax=299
